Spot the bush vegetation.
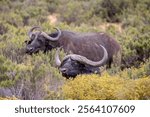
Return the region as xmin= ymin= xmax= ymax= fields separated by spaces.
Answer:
xmin=0 ymin=0 xmax=149 ymax=99
xmin=62 ymin=73 xmax=150 ymax=100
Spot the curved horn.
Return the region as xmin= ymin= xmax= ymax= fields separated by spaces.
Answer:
xmin=55 ymin=48 xmax=61 ymax=67
xmin=28 ymin=26 xmax=42 ymax=38
xmin=41 ymin=27 xmax=61 ymax=41
xmin=63 ymin=45 xmax=108 ymax=67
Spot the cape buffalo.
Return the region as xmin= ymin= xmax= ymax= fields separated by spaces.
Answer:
xmin=55 ymin=45 xmax=108 ymax=78
xmin=25 ymin=26 xmax=121 ymax=67
xmin=25 ymin=26 xmax=59 ymax=54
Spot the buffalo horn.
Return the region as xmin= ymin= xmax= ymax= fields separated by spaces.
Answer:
xmin=63 ymin=45 xmax=108 ymax=67
xmin=28 ymin=26 xmax=42 ymax=38
xmin=55 ymin=48 xmax=61 ymax=67
xmin=41 ymin=28 xmax=61 ymax=41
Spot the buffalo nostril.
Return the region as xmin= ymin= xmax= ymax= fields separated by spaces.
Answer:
xmin=60 ymin=68 xmax=67 ymax=73
xmin=29 ymin=47 xmax=33 ymax=51
xmin=27 ymin=47 xmax=33 ymax=51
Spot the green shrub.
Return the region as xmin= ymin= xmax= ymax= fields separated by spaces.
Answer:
xmin=0 ymin=52 xmax=64 ymax=99
xmin=0 ymin=0 xmax=150 ymax=100
xmin=118 ymin=26 xmax=150 ymax=68
xmin=0 ymin=55 xmax=16 ymax=87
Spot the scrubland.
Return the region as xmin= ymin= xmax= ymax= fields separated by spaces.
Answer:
xmin=0 ymin=0 xmax=149 ymax=99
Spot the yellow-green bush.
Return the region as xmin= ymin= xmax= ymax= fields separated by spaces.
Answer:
xmin=109 ymin=59 xmax=150 ymax=79
xmin=62 ymin=73 xmax=150 ymax=100
xmin=135 ymin=77 xmax=150 ymax=99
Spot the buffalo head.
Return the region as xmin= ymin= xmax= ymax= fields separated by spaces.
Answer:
xmin=55 ymin=45 xmax=108 ymax=78
xmin=25 ymin=26 xmax=61 ymax=54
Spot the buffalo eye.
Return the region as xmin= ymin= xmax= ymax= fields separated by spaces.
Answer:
xmin=31 ymin=34 xmax=36 ymax=39
xmin=79 ymin=63 xmax=86 ymax=68
xmin=71 ymin=61 xmax=79 ymax=66
xmin=37 ymin=38 xmax=44 ymax=43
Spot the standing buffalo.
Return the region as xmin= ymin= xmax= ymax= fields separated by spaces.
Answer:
xmin=25 ymin=26 xmax=60 ymax=54
xmin=55 ymin=45 xmax=108 ymax=78
xmin=25 ymin=26 xmax=121 ymax=68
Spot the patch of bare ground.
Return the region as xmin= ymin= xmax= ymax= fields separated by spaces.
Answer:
xmin=99 ymin=23 xmax=123 ymax=33
xmin=47 ymin=13 xmax=58 ymax=25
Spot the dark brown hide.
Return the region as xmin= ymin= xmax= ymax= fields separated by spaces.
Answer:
xmin=54 ymin=31 xmax=121 ymax=67
xmin=26 ymin=27 xmax=121 ymax=67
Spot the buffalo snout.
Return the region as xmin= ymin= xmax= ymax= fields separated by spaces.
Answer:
xmin=26 ymin=46 xmax=34 ymax=52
